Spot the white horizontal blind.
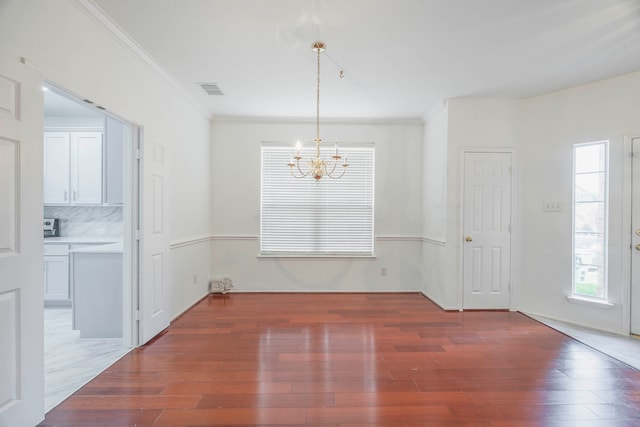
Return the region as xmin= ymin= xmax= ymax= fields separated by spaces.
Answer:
xmin=261 ymin=143 xmax=375 ymax=255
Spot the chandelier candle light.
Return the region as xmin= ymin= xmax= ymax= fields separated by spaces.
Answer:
xmin=288 ymin=41 xmax=348 ymax=180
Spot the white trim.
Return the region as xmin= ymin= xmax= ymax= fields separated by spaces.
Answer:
xmin=262 ymin=140 xmax=375 ymax=148
xmin=571 ymin=140 xmax=609 ymax=301
xmin=210 ymin=235 xmax=257 ymax=241
xmin=524 ymin=311 xmax=623 ymax=336
xmin=421 ymin=236 xmax=446 ymax=246
xmin=420 ymin=291 xmax=460 ymax=311
xmin=260 ymin=143 xmax=375 ymax=256
xmin=622 ymin=136 xmax=634 ymax=334
xmin=376 ymin=235 xmax=423 ymax=242
xmin=211 ymin=116 xmax=424 ymax=126
xmin=72 ymin=0 xmax=209 ymax=119
xmin=231 ymin=289 xmax=417 ymax=293
xmin=210 ymin=234 xmax=430 ymax=242
xmin=257 ymin=254 xmax=377 ymax=260
xmin=566 ymin=295 xmax=615 ymax=309
xmin=44 ymin=127 xmax=104 ymax=132
xmin=623 ymin=134 xmax=640 ymax=334
xmin=460 ymin=146 xmax=517 ymax=153
xmin=169 ymin=236 xmax=212 ymax=250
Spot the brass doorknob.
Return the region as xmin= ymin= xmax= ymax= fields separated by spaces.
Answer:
xmin=465 ymin=236 xmax=473 ymax=242
xmin=636 ymin=244 xmax=640 ymax=251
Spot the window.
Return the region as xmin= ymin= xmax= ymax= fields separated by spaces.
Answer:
xmin=260 ymin=142 xmax=375 ymax=256
xmin=572 ymin=141 xmax=608 ymax=299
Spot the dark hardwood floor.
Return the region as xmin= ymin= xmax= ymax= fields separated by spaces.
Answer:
xmin=39 ymin=293 xmax=640 ymax=426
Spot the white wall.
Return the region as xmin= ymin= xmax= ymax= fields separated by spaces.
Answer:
xmin=44 ymin=116 xmax=105 ymax=129
xmin=169 ymin=240 xmax=212 ymax=317
xmin=210 ymin=119 xmax=424 ymax=291
xmin=519 ymin=72 xmax=640 ymax=333
xmin=422 ymin=75 xmax=640 ymax=333
xmin=0 ymin=0 xmax=212 ymax=319
xmin=422 ymin=102 xmax=448 ymax=243
xmin=423 ymin=98 xmax=522 ymax=309
xmin=421 ymin=102 xmax=449 ymax=306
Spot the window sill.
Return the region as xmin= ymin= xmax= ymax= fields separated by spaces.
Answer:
xmin=566 ymin=295 xmax=614 ymax=309
xmin=257 ymin=254 xmax=376 ymax=260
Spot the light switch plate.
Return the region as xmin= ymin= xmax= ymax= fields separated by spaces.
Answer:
xmin=543 ymin=201 xmax=562 ymax=212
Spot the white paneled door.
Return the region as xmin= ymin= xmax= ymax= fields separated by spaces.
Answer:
xmin=463 ymin=151 xmax=512 ymax=309
xmin=0 ymin=55 xmax=45 ymax=426
xmin=631 ymin=138 xmax=640 ymax=335
xmin=139 ymin=136 xmax=170 ymax=344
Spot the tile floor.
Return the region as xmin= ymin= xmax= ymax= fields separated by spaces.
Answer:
xmin=44 ymin=307 xmax=130 ymax=412
xmin=527 ymin=313 xmax=640 ymax=370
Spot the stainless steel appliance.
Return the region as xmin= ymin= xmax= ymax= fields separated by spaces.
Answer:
xmin=43 ymin=218 xmax=59 ymax=238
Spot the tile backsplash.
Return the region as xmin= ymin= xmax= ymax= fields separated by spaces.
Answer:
xmin=44 ymin=206 xmax=123 ymax=237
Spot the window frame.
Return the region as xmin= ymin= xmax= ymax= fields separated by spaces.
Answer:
xmin=571 ymin=140 xmax=609 ymax=301
xmin=259 ymin=141 xmax=375 ymax=258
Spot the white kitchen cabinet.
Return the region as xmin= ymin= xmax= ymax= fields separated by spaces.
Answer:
xmin=44 ymin=131 xmax=103 ymax=205
xmin=43 ymin=244 xmax=70 ymax=305
xmin=71 ymin=132 xmax=103 ymax=204
xmin=104 ymin=117 xmax=124 ymax=205
xmin=43 ymin=133 xmax=70 ymax=204
xmin=71 ymin=248 xmax=123 ymax=338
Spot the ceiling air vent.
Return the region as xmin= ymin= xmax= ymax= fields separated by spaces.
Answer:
xmin=198 ymin=82 xmax=224 ymax=96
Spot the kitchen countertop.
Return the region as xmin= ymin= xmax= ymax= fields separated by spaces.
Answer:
xmin=69 ymin=242 xmax=123 ymax=254
xmin=43 ymin=237 xmax=122 ymax=245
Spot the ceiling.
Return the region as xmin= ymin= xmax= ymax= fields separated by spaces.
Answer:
xmin=43 ymin=89 xmax=106 ymax=118
xmin=91 ymin=0 xmax=640 ymax=120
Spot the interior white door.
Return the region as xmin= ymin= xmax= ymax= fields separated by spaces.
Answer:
xmin=462 ymin=151 xmax=512 ymax=309
xmin=139 ymin=133 xmax=170 ymax=344
xmin=631 ymin=138 xmax=640 ymax=335
xmin=0 ymin=55 xmax=45 ymax=426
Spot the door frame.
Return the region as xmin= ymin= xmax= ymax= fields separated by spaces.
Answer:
xmin=459 ymin=147 xmax=517 ymax=310
xmin=43 ymin=81 xmax=141 ymax=347
xmin=622 ymin=135 xmax=640 ymax=335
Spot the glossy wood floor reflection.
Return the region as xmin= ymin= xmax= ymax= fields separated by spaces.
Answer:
xmin=39 ymin=293 xmax=640 ymax=427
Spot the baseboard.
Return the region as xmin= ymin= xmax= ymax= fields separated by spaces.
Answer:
xmin=170 ymin=291 xmax=210 ymax=324
xmin=228 ymin=289 xmax=422 ymax=294
xmin=419 ymin=291 xmax=460 ymax=312
xmin=521 ymin=310 xmax=625 ymax=336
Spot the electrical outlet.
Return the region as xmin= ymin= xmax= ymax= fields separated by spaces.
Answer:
xmin=381 ymin=267 xmax=387 ymax=276
xmin=193 ymin=274 xmax=198 ymax=284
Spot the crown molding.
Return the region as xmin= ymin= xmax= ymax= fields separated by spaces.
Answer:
xmin=210 ymin=115 xmax=425 ymax=126
xmin=72 ymin=0 xmax=210 ymax=119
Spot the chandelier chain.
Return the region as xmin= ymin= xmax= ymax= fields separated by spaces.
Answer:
xmin=288 ymin=41 xmax=348 ymax=180
xmin=316 ymin=44 xmax=321 ymax=149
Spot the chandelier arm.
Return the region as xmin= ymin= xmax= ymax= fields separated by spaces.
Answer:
xmin=326 ymin=156 xmax=339 ymax=176
xmin=326 ymin=165 xmax=348 ymax=179
xmin=297 ymin=158 xmax=310 ymax=177
xmin=289 ymin=159 xmax=310 ymax=178
xmin=289 ymin=164 xmax=305 ymax=178
xmin=289 ymin=167 xmax=303 ymax=178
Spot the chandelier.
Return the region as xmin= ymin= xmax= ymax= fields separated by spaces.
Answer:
xmin=288 ymin=41 xmax=348 ymax=180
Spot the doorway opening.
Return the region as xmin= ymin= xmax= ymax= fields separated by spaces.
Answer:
xmin=42 ymin=85 xmax=140 ymax=411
